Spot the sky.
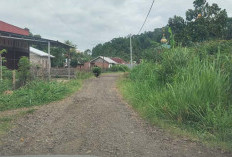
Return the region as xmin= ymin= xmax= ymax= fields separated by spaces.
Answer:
xmin=0 ymin=0 xmax=231 ymax=51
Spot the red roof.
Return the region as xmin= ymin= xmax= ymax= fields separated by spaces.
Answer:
xmin=110 ymin=57 xmax=127 ymax=64
xmin=0 ymin=20 xmax=29 ymax=36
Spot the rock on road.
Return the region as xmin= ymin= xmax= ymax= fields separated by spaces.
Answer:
xmin=0 ymin=73 xmax=230 ymax=157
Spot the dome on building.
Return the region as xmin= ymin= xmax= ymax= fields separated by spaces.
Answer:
xmin=161 ymin=34 xmax=168 ymax=44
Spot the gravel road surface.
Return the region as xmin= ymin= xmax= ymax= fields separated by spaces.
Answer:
xmin=0 ymin=73 xmax=231 ymax=157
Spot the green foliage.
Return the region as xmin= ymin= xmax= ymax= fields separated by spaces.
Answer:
xmin=108 ymin=65 xmax=129 ymax=72
xmin=2 ymin=66 xmax=12 ymax=79
xmin=0 ymin=79 xmax=12 ymax=94
xmin=0 ymin=66 xmax=12 ymax=94
xmin=92 ymin=28 xmax=164 ymax=62
xmin=76 ymin=71 xmax=93 ymax=79
xmin=0 ymin=49 xmax=7 ymax=82
xmin=0 ymin=49 xmax=7 ymax=55
xmin=169 ymin=0 xmax=228 ymax=45
xmin=17 ymin=57 xmax=31 ymax=86
xmin=121 ymin=42 xmax=232 ymax=149
xmin=92 ymin=67 xmax=101 ymax=77
xmin=70 ymin=59 xmax=78 ymax=67
xmin=51 ymin=47 xmax=66 ymax=67
xmin=0 ymin=79 xmax=81 ymax=111
xmin=168 ymin=27 xmax=175 ymax=48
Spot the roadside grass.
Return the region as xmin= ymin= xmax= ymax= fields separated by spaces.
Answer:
xmin=0 ymin=72 xmax=93 ymax=112
xmin=117 ymin=46 xmax=232 ymax=151
xmin=118 ymin=77 xmax=231 ymax=151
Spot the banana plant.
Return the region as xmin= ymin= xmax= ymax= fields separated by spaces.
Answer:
xmin=0 ymin=49 xmax=7 ymax=82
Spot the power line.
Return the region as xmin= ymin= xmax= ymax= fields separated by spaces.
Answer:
xmin=138 ymin=0 xmax=155 ymax=35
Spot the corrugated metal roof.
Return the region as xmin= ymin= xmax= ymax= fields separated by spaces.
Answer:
xmin=0 ymin=20 xmax=29 ymax=36
xmin=90 ymin=56 xmax=117 ymax=64
xmin=30 ymin=47 xmax=55 ymax=58
xmin=99 ymin=56 xmax=117 ymax=64
xmin=110 ymin=57 xmax=127 ymax=64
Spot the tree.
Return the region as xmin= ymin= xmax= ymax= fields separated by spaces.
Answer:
xmin=185 ymin=0 xmax=228 ymax=41
xmin=17 ymin=57 xmax=31 ymax=86
xmin=51 ymin=47 xmax=66 ymax=67
xmin=84 ymin=49 xmax=92 ymax=55
xmin=168 ymin=16 xmax=186 ymax=44
xmin=0 ymin=49 xmax=7 ymax=82
xmin=226 ymin=17 xmax=232 ymax=39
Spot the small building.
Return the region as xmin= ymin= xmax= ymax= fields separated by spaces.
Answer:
xmin=0 ymin=20 xmax=30 ymax=69
xmin=89 ymin=56 xmax=117 ymax=69
xmin=30 ymin=47 xmax=54 ymax=69
xmin=0 ymin=20 xmax=74 ymax=72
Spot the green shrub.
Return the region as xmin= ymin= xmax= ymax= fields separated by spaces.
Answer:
xmin=2 ymin=66 xmax=12 ymax=80
xmin=122 ymin=45 xmax=232 ymax=148
xmin=92 ymin=67 xmax=101 ymax=77
xmin=0 ymin=79 xmax=12 ymax=94
xmin=17 ymin=57 xmax=31 ymax=86
xmin=0 ymin=66 xmax=12 ymax=94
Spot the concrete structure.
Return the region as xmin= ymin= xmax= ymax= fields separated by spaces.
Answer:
xmin=30 ymin=47 xmax=54 ymax=69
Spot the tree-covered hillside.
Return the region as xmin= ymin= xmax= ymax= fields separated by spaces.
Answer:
xmin=92 ymin=0 xmax=232 ymax=62
xmin=92 ymin=28 xmax=164 ymax=62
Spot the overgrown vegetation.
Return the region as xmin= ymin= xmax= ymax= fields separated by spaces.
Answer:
xmin=0 ymin=61 xmax=92 ymax=111
xmin=0 ymin=79 xmax=82 ymax=111
xmin=119 ymin=40 xmax=232 ymax=150
xmin=17 ymin=56 xmax=31 ymax=86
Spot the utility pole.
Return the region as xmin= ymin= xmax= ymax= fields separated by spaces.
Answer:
xmin=130 ymin=34 xmax=133 ymax=68
xmin=68 ymin=49 xmax=70 ymax=80
xmin=48 ymin=41 xmax=51 ymax=81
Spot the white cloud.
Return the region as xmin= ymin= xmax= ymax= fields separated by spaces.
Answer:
xmin=0 ymin=0 xmax=231 ymax=51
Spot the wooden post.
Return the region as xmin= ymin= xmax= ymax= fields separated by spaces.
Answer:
xmin=12 ymin=70 xmax=16 ymax=90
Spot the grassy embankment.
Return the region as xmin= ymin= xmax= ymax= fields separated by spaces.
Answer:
xmin=118 ymin=40 xmax=232 ymax=150
xmin=0 ymin=71 xmax=92 ymax=138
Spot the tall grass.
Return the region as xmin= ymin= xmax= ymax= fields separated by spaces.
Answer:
xmin=0 ymin=80 xmax=81 ymax=111
xmin=120 ymin=45 xmax=232 ymax=148
xmin=0 ymin=70 xmax=94 ymax=111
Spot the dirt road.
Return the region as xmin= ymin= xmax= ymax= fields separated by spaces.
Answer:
xmin=0 ymin=74 xmax=230 ymax=157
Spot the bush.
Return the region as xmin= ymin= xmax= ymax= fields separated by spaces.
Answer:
xmin=92 ymin=67 xmax=101 ymax=77
xmin=0 ymin=79 xmax=12 ymax=94
xmin=123 ymin=45 xmax=232 ymax=148
xmin=17 ymin=57 xmax=31 ymax=86
xmin=2 ymin=66 xmax=12 ymax=80
xmin=108 ymin=65 xmax=130 ymax=72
